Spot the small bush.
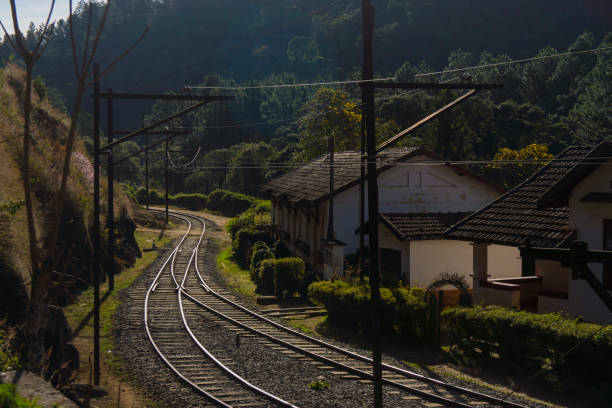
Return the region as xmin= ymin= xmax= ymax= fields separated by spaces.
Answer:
xmin=250 ymin=242 xmax=274 ymax=282
xmin=308 ymin=379 xmax=330 ymax=390
xmin=258 ymin=259 xmax=276 ymax=295
xmin=227 ymin=210 xmax=257 ymax=240
xmin=233 ymin=229 xmax=274 ymax=268
xmin=207 ymin=189 xmax=257 ymax=216
xmin=272 ymin=240 xmax=291 ymax=258
xmin=274 ymin=257 xmax=305 ymax=300
xmin=442 ymin=305 xmax=612 ymax=382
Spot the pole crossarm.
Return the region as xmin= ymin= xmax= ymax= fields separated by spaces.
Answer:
xmin=375 ymin=89 xmax=478 ymax=153
xmin=100 ymin=100 xmax=211 ymax=151
xmin=111 ymin=132 xmax=189 ymax=165
xmin=113 ymin=129 xmax=192 ymax=135
xmin=519 ymin=246 xmax=612 ymax=266
xmin=99 ymin=92 xmax=234 ymax=101
xmin=365 ymin=82 xmax=503 ymax=90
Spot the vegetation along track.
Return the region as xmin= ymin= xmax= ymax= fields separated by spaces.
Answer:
xmin=145 ymin=209 xmax=529 ymax=408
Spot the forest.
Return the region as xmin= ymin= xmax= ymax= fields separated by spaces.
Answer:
xmin=1 ymin=0 xmax=610 ymax=196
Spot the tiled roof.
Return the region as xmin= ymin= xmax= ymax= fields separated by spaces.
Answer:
xmin=446 ymin=145 xmax=596 ymax=248
xmin=537 ymin=141 xmax=612 ymax=208
xmin=264 ymin=147 xmax=420 ymax=203
xmin=381 ymin=212 xmax=473 ymax=241
xmin=264 ymin=147 xmax=503 ymax=203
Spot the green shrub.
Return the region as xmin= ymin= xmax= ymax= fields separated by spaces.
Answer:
xmin=135 ymin=187 xmax=165 ymax=205
xmin=308 ymin=281 xmax=429 ymax=339
xmin=207 ymin=189 xmax=257 ymax=216
xmin=274 ymin=257 xmax=305 ymax=300
xmin=227 ymin=210 xmax=257 ymax=240
xmin=170 ymin=193 xmax=208 ymax=210
xmin=233 ymin=229 xmax=274 ymax=268
xmin=250 ymin=242 xmax=274 ymax=282
xmin=258 ymin=259 xmax=276 ymax=295
xmin=442 ymin=305 xmax=612 ymax=381
xmin=272 ymin=240 xmax=291 ymax=258
xmin=0 ymin=384 xmax=43 ymax=408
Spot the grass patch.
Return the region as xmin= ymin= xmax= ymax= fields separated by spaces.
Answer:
xmin=0 ymin=383 xmax=44 ymax=408
xmin=64 ymin=229 xmax=173 ymax=375
xmin=215 ymin=244 xmax=257 ymax=297
xmin=287 ymin=315 xmax=326 ymax=335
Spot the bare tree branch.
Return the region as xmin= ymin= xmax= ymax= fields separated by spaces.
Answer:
xmin=9 ymin=0 xmax=27 ymax=54
xmin=81 ymin=5 xmax=94 ymax=72
xmin=32 ymin=0 xmax=56 ymax=57
xmin=85 ymin=0 xmax=112 ymax=69
xmin=96 ymin=26 xmax=150 ymax=83
xmin=68 ymin=1 xmax=80 ymax=79
xmin=0 ymin=20 xmax=21 ymax=56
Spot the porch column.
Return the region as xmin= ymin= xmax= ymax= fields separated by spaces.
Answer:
xmin=472 ymin=242 xmax=489 ymax=304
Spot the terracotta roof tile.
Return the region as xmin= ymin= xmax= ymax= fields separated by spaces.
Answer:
xmin=381 ymin=212 xmax=473 ymax=240
xmin=264 ymin=148 xmax=420 ymax=203
xmin=446 ymin=145 xmax=595 ymax=248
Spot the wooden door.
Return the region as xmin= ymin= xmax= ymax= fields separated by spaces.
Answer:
xmin=380 ymin=248 xmax=402 ymax=282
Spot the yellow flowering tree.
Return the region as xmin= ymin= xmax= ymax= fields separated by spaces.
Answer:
xmin=490 ymin=143 xmax=554 ymax=188
xmin=297 ymin=88 xmax=362 ymax=161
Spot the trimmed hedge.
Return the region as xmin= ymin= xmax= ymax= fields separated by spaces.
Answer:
xmin=274 ymin=257 xmax=305 ymax=299
xmin=258 ymin=257 xmax=305 ymax=299
xmin=308 ymin=281 xmax=429 ymax=339
xmin=258 ymin=259 xmax=276 ymax=295
xmin=442 ymin=305 xmax=612 ymax=380
xmin=134 ymin=188 xmax=208 ymax=210
xmin=207 ymin=189 xmax=257 ymax=216
xmin=170 ymin=193 xmax=208 ymax=210
xmin=233 ymin=230 xmax=274 ymax=268
xmin=250 ymin=242 xmax=274 ymax=282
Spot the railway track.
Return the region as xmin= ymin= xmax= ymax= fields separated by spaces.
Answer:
xmin=144 ymin=209 xmax=530 ymax=408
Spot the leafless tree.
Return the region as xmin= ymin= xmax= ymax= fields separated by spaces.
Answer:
xmin=0 ymin=0 xmax=148 ymax=371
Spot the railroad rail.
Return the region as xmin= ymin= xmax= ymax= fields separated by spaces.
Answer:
xmin=144 ymin=210 xmax=297 ymax=407
xmin=144 ymin=209 xmax=529 ymax=407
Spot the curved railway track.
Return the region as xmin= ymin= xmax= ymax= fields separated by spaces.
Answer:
xmin=144 ymin=209 xmax=530 ymax=408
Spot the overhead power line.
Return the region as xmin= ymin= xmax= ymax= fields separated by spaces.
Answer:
xmin=415 ymin=46 xmax=612 ymax=78
xmin=185 ymin=77 xmax=397 ymax=91
xmin=164 ymin=157 xmax=612 ymax=171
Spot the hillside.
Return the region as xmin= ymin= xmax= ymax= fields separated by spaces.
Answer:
xmin=0 ymin=63 xmax=138 ymax=327
xmin=1 ymin=0 xmax=609 ymax=131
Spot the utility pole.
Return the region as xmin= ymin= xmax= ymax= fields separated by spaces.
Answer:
xmin=361 ymin=1 xmax=383 ymax=407
xmin=106 ymin=89 xmax=114 ymax=291
xmin=326 ymin=133 xmax=335 ymax=240
xmin=165 ymin=136 xmax=169 ymax=223
xmin=92 ymin=63 xmax=101 ymax=386
xmin=145 ymin=129 xmax=149 ymax=210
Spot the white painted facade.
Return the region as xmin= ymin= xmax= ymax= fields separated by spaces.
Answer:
xmin=270 ymin=154 xmax=503 ymax=283
xmin=565 ymin=161 xmax=612 ymax=323
xmin=467 ymin=159 xmax=612 ymax=323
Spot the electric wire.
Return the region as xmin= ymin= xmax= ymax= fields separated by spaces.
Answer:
xmin=162 ymin=156 xmax=612 ymax=172
xmin=415 ymin=46 xmax=612 ymax=78
xmin=186 ymin=77 xmax=397 ymax=90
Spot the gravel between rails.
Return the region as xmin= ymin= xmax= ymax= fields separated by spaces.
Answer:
xmin=115 ymin=215 xmax=549 ymax=408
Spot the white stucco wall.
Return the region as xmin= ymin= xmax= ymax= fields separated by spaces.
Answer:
xmin=410 ymin=240 xmax=473 ymax=289
xmin=487 ymin=245 xmax=522 ymax=278
xmin=536 ymin=260 xmax=570 ymax=293
xmin=331 ymin=160 xmax=502 ymax=255
xmin=566 ymin=161 xmax=612 ymax=323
